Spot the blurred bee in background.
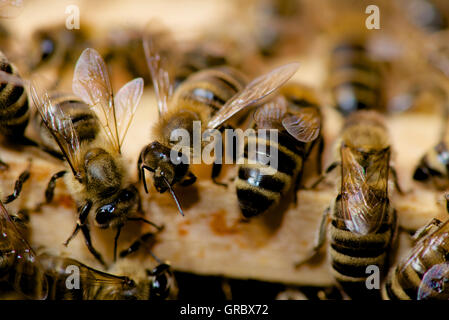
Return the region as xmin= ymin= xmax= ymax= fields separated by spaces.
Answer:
xmin=101 ymin=26 xmax=230 ymax=90
xmin=0 ymin=200 xmax=48 ymax=299
xmin=397 ymin=0 xmax=449 ymax=33
xmin=138 ymin=33 xmax=300 ymax=216
xmin=328 ymin=37 xmax=385 ymax=116
xmin=27 ymin=24 xmax=92 ymax=88
xmin=32 ymin=48 xmax=158 ymax=266
xmin=235 ymin=83 xmax=322 ymax=218
xmin=296 ymin=111 xmax=399 ymax=299
xmin=383 ymin=215 xmax=449 ymax=300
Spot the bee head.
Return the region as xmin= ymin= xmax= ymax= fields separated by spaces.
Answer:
xmin=94 ymin=184 xmax=140 ymax=228
xmin=146 ymin=263 xmax=177 ymax=300
xmin=138 ymin=141 xmax=189 ymax=193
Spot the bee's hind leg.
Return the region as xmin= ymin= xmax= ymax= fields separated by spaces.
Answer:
xmin=3 ymin=161 xmax=31 ymax=204
xmin=119 ymin=232 xmax=158 ymax=259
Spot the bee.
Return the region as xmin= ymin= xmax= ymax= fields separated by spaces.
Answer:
xmin=138 ymin=35 xmax=300 ymax=215
xmin=382 ymin=217 xmax=449 ymax=300
xmin=117 ymin=232 xmax=178 ymax=300
xmin=32 ymin=48 xmax=155 ymax=266
xmin=296 ymin=111 xmax=398 ymax=298
xmin=235 ymin=83 xmax=323 ymax=218
xmin=328 ymin=37 xmax=384 ymax=116
xmin=413 ymin=109 xmax=449 ymax=189
xmin=37 ymin=253 xmax=138 ymax=300
xmin=0 ymin=200 xmax=48 ymax=299
xmin=27 ymin=24 xmax=91 ymax=85
xmin=0 ymin=50 xmax=33 ymax=169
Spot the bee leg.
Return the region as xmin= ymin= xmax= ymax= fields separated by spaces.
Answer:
xmin=128 ymin=216 xmax=164 ymax=231
xmin=4 ymin=162 xmax=31 ymax=204
xmin=34 ymin=170 xmax=67 ymax=211
xmin=179 ymin=171 xmax=197 ymax=187
xmin=390 ymin=166 xmax=406 ymax=195
xmin=113 ymin=225 xmax=123 ymax=262
xmin=64 ymin=200 xmax=92 ymax=247
xmin=119 ymin=232 xmax=158 ymax=259
xmin=306 ymin=161 xmax=340 ymax=189
xmin=315 ymin=135 xmax=325 ymax=175
xmin=81 ymin=223 xmax=106 ymax=267
xmin=294 ymin=207 xmax=330 ymax=268
xmin=412 ymin=218 xmax=443 ymax=242
xmin=211 ymin=162 xmax=227 ymax=187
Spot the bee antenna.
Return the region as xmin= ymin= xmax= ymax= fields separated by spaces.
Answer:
xmin=161 ymin=176 xmax=184 ymax=217
xmin=148 ymin=250 xmax=163 ymax=265
xmin=140 ymin=165 xmax=152 ymax=194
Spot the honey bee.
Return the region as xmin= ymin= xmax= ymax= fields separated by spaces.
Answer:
xmin=117 ymin=232 xmax=178 ymax=300
xmin=37 ymin=253 xmax=138 ymax=300
xmin=382 ymin=217 xmax=449 ymax=300
xmin=413 ymin=110 xmax=449 ymax=189
xmin=0 ymin=200 xmax=48 ymax=299
xmin=235 ymin=83 xmax=323 ymax=218
xmin=27 ymin=24 xmax=91 ymax=86
xmin=0 ymin=50 xmax=33 ymax=169
xmin=31 ymin=48 xmax=155 ymax=266
xmin=328 ymin=37 xmax=384 ymax=116
xmin=138 ymin=34 xmax=300 ymax=215
xmin=296 ymin=111 xmax=398 ymax=298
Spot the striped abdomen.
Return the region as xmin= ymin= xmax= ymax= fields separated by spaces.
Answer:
xmin=413 ymin=141 xmax=449 ymax=189
xmin=0 ymin=51 xmax=29 ymax=139
xmin=383 ymin=232 xmax=449 ymax=300
xmin=329 ymin=41 xmax=383 ymax=116
xmin=330 ymin=196 xmax=396 ymax=298
xmin=236 ymin=131 xmax=306 ymax=218
xmin=34 ymin=93 xmax=100 ymax=155
xmin=39 ymin=254 xmax=135 ymax=300
xmin=173 ymin=66 xmax=247 ymax=117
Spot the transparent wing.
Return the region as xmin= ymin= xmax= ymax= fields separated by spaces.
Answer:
xmin=340 ymin=145 xmax=390 ymax=234
xmin=114 ymin=77 xmax=143 ymax=149
xmin=0 ymin=0 xmax=23 ymax=18
xmin=253 ymin=95 xmax=287 ymax=129
xmin=282 ymin=107 xmax=321 ymax=143
xmin=31 ymin=79 xmax=82 ymax=178
xmin=0 ymin=201 xmax=48 ymax=299
xmin=207 ymin=62 xmax=300 ymax=129
xmin=418 ymin=262 xmax=449 ymax=300
xmin=73 ymin=48 xmax=120 ymax=153
xmin=143 ymin=25 xmax=174 ymax=116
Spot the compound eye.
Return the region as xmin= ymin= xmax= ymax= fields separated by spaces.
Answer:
xmin=95 ymin=204 xmax=115 ymax=226
xmin=40 ymin=37 xmax=55 ymax=61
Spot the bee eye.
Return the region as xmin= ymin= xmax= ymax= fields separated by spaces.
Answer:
xmin=40 ymin=38 xmax=55 ymax=61
xmin=95 ymin=204 xmax=115 ymax=225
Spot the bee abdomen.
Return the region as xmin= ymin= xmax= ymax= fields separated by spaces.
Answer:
xmin=235 ymin=134 xmax=303 ymax=218
xmin=329 ymin=210 xmax=395 ymax=298
xmin=0 ymin=54 xmax=29 ymax=139
xmin=330 ymin=42 xmax=382 ymax=115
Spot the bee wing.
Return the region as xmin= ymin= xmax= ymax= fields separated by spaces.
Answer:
xmin=253 ymin=95 xmax=288 ymax=129
xmin=143 ymin=26 xmax=174 ymax=117
xmin=114 ymin=77 xmax=144 ymax=149
xmin=417 ymin=262 xmax=449 ymax=300
xmin=72 ymin=48 xmax=121 ymax=153
xmin=207 ymin=62 xmax=300 ymax=129
xmin=340 ymin=145 xmax=390 ymax=234
xmin=0 ymin=202 xmax=48 ymax=299
xmin=282 ymin=107 xmax=321 ymax=143
xmin=0 ymin=0 xmax=23 ymax=18
xmin=31 ymin=79 xmax=82 ymax=178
